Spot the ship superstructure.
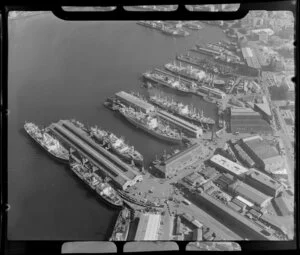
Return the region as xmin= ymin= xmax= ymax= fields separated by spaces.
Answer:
xmin=24 ymin=122 xmax=69 ymax=162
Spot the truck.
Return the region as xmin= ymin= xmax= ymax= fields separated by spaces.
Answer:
xmin=182 ymin=198 xmax=191 ymax=205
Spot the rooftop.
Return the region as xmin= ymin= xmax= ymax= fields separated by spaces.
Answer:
xmin=210 ymin=154 xmax=249 ymax=176
xmin=242 ymin=136 xmax=280 ymax=160
xmin=134 ymin=214 xmax=161 ymax=241
xmin=247 ymin=169 xmax=282 ymax=191
xmin=115 ymin=91 xmax=155 ymax=112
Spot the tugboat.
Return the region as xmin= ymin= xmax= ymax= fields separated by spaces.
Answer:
xmin=90 ymin=126 xmax=144 ymax=166
xmin=118 ymin=106 xmax=183 ymax=144
xmin=24 ymin=122 xmax=69 ymax=163
xmin=69 ymin=152 xmax=123 ymax=208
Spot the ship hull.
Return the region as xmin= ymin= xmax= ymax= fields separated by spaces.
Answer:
xmin=24 ymin=128 xmax=69 ymax=164
xmin=120 ymin=112 xmax=182 ymax=145
xmin=69 ymin=164 xmax=123 ymax=209
xmin=110 ymin=147 xmax=144 ymax=166
xmin=143 ymin=75 xmax=191 ymax=96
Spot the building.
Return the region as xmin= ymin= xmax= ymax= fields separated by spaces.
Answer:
xmin=157 ymin=110 xmax=203 ymax=138
xmin=233 ymin=143 xmax=255 ymax=168
xmin=213 ymin=173 xmax=235 ymax=190
xmin=134 ymin=214 xmax=161 ymax=240
xmin=193 ymin=228 xmax=203 ymax=241
xmin=245 ymin=169 xmax=283 ymax=197
xmin=241 ymin=136 xmax=284 ymax=173
xmin=209 ymin=154 xmax=249 ymax=178
xmin=230 ymin=107 xmax=273 ymax=134
xmin=115 ymin=91 xmax=155 ymax=113
xmin=273 ymin=196 xmax=293 ymax=216
xmin=49 ymin=120 xmax=142 ymax=190
xmin=154 ymin=143 xmax=203 ymax=178
xmin=241 ymin=47 xmax=261 ymax=69
xmin=228 ymin=181 xmax=272 ymax=208
xmin=254 ymin=96 xmax=272 ymax=122
xmin=235 ymin=195 xmax=254 ymax=208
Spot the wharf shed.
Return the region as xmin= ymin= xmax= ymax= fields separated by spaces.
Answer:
xmin=241 ymin=136 xmax=284 ymax=173
xmin=115 ymin=91 xmax=155 ymax=113
xmin=228 ymin=181 xmax=272 ymax=208
xmin=209 ymin=154 xmax=249 ymax=177
xmin=193 ymin=228 xmax=203 ymax=241
xmin=233 ymin=143 xmax=255 ymax=168
xmin=241 ymin=47 xmax=261 ymax=69
xmin=156 ymin=110 xmax=203 ymax=138
xmin=154 ymin=143 xmax=203 ymax=178
xmin=134 ymin=214 xmax=161 ymax=240
xmin=245 ymin=169 xmax=283 ymax=197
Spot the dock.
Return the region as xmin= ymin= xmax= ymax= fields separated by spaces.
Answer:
xmin=47 ymin=120 xmax=143 ymax=191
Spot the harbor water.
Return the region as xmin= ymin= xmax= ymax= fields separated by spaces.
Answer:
xmin=8 ymin=12 xmax=227 ymax=240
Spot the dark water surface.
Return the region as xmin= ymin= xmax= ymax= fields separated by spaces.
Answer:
xmin=8 ymin=13 xmax=227 ymax=240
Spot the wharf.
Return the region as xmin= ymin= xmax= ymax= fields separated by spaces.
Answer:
xmin=47 ymin=120 xmax=142 ymax=191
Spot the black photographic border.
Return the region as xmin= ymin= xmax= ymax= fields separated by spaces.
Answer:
xmin=0 ymin=0 xmax=299 ymax=254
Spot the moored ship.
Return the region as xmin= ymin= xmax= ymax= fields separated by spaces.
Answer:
xmin=69 ymin=152 xmax=123 ymax=208
xmin=143 ymin=70 xmax=194 ymax=94
xmin=89 ymin=126 xmax=144 ymax=166
xmin=164 ymin=62 xmax=208 ymax=82
xmin=161 ymin=24 xmax=189 ymax=36
xmin=24 ymin=122 xmax=69 ymax=163
xmin=149 ymin=93 xmax=215 ymax=125
xmin=118 ymin=106 xmax=183 ymax=144
xmin=109 ymin=207 xmax=131 ymax=241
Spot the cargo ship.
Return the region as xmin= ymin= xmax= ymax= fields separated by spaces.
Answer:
xmin=136 ymin=21 xmax=162 ymax=30
xmin=164 ymin=62 xmax=208 ymax=82
xmin=69 ymin=152 xmax=123 ymax=208
xmin=109 ymin=207 xmax=131 ymax=241
xmin=143 ymin=70 xmax=194 ymax=94
xmin=118 ymin=106 xmax=182 ymax=144
xmin=89 ymin=126 xmax=144 ymax=166
xmin=24 ymin=122 xmax=69 ymax=163
xmin=149 ymin=93 xmax=215 ymax=125
xmin=161 ymin=24 xmax=189 ymax=36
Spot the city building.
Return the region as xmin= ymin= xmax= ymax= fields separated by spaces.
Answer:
xmin=254 ymin=96 xmax=272 ymax=123
xmin=156 ymin=110 xmax=203 ymax=138
xmin=134 ymin=214 xmax=161 ymax=240
xmin=230 ymin=107 xmax=273 ymax=134
xmin=115 ymin=91 xmax=155 ymax=113
xmin=273 ymin=196 xmax=293 ymax=216
xmin=193 ymin=228 xmax=203 ymax=241
xmin=154 ymin=143 xmax=203 ymax=178
xmin=245 ymin=169 xmax=283 ymax=197
xmin=228 ymin=181 xmax=272 ymax=208
xmin=241 ymin=47 xmax=261 ymax=69
xmin=213 ymin=173 xmax=235 ymax=190
xmin=241 ymin=136 xmax=284 ymax=173
xmin=209 ymin=154 xmax=249 ymax=178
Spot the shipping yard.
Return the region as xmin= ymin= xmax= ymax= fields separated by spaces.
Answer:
xmin=22 ymin=10 xmax=295 ymax=242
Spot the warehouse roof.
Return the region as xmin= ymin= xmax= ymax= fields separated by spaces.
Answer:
xmin=255 ymin=96 xmax=272 ymax=117
xmin=210 ymin=154 xmax=249 ymax=176
xmin=230 ymin=181 xmax=271 ymax=206
xmin=134 ymin=214 xmax=161 ymax=240
xmin=164 ymin=143 xmax=202 ymax=165
xmin=273 ymin=196 xmax=292 ymax=216
xmin=242 ymin=47 xmax=261 ymax=69
xmin=247 ymin=169 xmax=282 ymax=191
xmin=116 ymin=91 xmax=155 ymax=112
xmin=242 ymin=136 xmax=280 ymax=160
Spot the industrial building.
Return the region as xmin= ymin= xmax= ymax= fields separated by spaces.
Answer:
xmin=230 ymin=107 xmax=273 ymax=134
xmin=241 ymin=47 xmax=261 ymax=69
xmin=48 ymin=120 xmax=142 ymax=190
xmin=209 ymin=154 xmax=249 ymax=178
xmin=254 ymin=96 xmax=272 ymax=123
xmin=213 ymin=173 xmax=235 ymax=190
xmin=193 ymin=228 xmax=203 ymax=241
xmin=245 ymin=169 xmax=283 ymax=197
xmin=134 ymin=214 xmax=161 ymax=240
xmin=241 ymin=136 xmax=284 ymax=173
xmin=115 ymin=91 xmax=155 ymax=113
xmin=228 ymin=181 xmax=272 ymax=208
xmin=156 ymin=110 xmax=203 ymax=138
xmin=154 ymin=143 xmax=203 ymax=178
xmin=179 ymin=181 xmax=274 ymax=240
xmin=232 ymin=143 xmax=255 ymax=168
xmin=273 ymin=196 xmax=293 ymax=216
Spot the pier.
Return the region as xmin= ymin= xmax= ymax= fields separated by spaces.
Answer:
xmin=48 ymin=120 xmax=143 ymax=190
